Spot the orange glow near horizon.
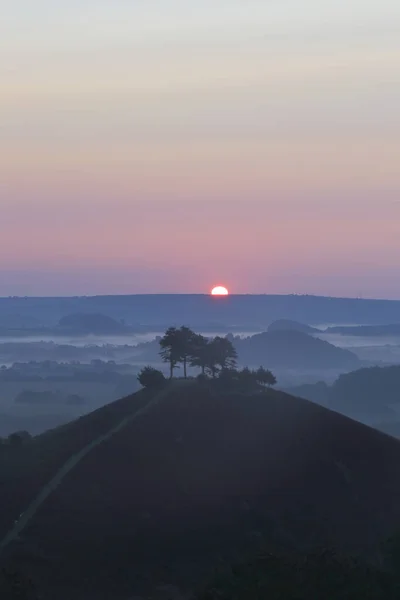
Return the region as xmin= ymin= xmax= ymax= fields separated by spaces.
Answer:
xmin=211 ymin=286 xmax=229 ymax=296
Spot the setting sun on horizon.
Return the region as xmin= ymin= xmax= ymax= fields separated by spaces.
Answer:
xmin=211 ymin=286 xmax=229 ymax=296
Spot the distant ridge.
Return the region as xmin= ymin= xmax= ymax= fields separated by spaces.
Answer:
xmin=1 ymin=294 xmax=400 ymax=328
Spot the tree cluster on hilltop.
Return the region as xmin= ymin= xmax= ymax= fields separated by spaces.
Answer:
xmin=159 ymin=326 xmax=238 ymax=379
xmin=137 ymin=326 xmax=276 ymax=390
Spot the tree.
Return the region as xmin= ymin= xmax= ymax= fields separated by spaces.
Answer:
xmin=159 ymin=326 xmax=196 ymax=378
xmin=201 ymin=337 xmax=237 ymax=378
xmin=137 ymin=366 xmax=166 ymax=389
xmin=211 ymin=336 xmax=238 ymax=371
xmin=177 ymin=326 xmax=196 ymax=378
xmin=255 ymin=366 xmax=277 ymax=387
xmin=189 ymin=333 xmax=210 ymax=375
xmin=159 ymin=327 xmax=182 ymax=379
xmin=218 ymin=367 xmax=240 ymax=388
xmin=238 ymin=366 xmax=257 ymax=387
xmin=204 ymin=341 xmax=220 ymax=378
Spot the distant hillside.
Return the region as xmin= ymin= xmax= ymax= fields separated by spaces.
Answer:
xmin=267 ymin=319 xmax=321 ymax=334
xmin=285 ymin=365 xmax=400 ymax=423
xmin=326 ymin=323 xmax=400 ymax=336
xmin=332 ymin=366 xmax=400 ymax=407
xmin=2 ymin=383 xmax=400 ymax=598
xmin=58 ymin=313 xmax=128 ymax=334
xmin=2 ymin=294 xmax=400 ymax=329
xmin=236 ymin=330 xmax=360 ymax=369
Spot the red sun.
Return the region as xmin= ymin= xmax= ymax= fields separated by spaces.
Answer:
xmin=211 ymin=286 xmax=229 ymax=296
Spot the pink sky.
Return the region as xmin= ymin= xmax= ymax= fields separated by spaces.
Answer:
xmin=1 ymin=1 xmax=400 ymax=297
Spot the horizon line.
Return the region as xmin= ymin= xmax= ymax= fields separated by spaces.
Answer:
xmin=0 ymin=293 xmax=400 ymax=302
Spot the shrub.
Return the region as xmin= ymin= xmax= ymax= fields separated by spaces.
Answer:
xmin=7 ymin=431 xmax=32 ymax=447
xmin=137 ymin=366 xmax=166 ymax=389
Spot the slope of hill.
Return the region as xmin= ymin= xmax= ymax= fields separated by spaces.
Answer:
xmin=0 ymin=388 xmax=150 ymax=541
xmin=236 ymin=330 xmax=360 ymax=369
xmin=1 ymin=382 xmax=400 ymax=599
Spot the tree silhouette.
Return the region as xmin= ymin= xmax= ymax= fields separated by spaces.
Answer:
xmin=255 ymin=366 xmax=277 ymax=387
xmin=218 ymin=367 xmax=240 ymax=387
xmin=177 ymin=326 xmax=196 ymax=378
xmin=189 ymin=333 xmax=210 ymax=375
xmin=159 ymin=326 xmax=196 ymax=378
xmin=239 ymin=366 xmax=257 ymax=387
xmin=137 ymin=366 xmax=166 ymax=389
xmin=212 ymin=336 xmax=238 ymax=370
xmin=204 ymin=336 xmax=237 ymax=377
xmin=159 ymin=327 xmax=181 ymax=379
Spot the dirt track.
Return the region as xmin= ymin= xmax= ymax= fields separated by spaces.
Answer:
xmin=0 ymin=383 xmax=179 ymax=554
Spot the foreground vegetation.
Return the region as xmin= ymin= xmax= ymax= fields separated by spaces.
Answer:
xmin=198 ymin=547 xmax=400 ymax=599
xmin=4 ymin=546 xmax=400 ymax=599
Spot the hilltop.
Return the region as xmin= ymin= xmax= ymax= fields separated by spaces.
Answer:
xmin=267 ymin=319 xmax=321 ymax=334
xmin=2 ymin=381 xmax=400 ymax=598
xmin=236 ymin=330 xmax=359 ymax=369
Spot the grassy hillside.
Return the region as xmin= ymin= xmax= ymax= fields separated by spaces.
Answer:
xmin=0 ymin=388 xmax=150 ymax=540
xmin=2 ymin=382 xmax=400 ymax=598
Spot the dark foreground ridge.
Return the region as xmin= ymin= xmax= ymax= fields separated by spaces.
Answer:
xmin=2 ymin=382 xmax=400 ymax=598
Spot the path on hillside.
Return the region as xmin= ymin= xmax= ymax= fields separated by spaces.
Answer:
xmin=0 ymin=383 xmax=183 ymax=554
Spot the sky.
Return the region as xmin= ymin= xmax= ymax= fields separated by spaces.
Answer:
xmin=1 ymin=0 xmax=400 ymax=297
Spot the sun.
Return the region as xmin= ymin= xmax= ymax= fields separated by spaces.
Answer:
xmin=211 ymin=286 xmax=229 ymax=296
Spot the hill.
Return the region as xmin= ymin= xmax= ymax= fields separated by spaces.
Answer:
xmin=57 ymin=313 xmax=128 ymax=334
xmin=285 ymin=365 xmax=400 ymax=424
xmin=235 ymin=330 xmax=360 ymax=369
xmin=1 ymin=382 xmax=400 ymax=598
xmin=267 ymin=319 xmax=321 ymax=334
xmin=2 ymin=294 xmax=400 ymax=330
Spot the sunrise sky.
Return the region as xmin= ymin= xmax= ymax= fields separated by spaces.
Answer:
xmin=1 ymin=0 xmax=399 ymax=296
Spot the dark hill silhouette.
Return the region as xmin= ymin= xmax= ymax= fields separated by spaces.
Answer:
xmin=0 ymin=389 xmax=150 ymax=542
xmin=2 ymin=383 xmax=400 ymax=598
xmin=267 ymin=319 xmax=321 ymax=334
xmin=236 ymin=330 xmax=360 ymax=369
